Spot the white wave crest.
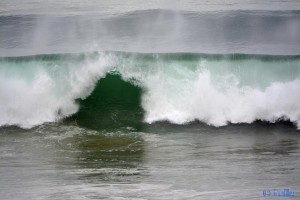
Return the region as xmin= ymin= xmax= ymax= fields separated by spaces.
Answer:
xmin=0 ymin=53 xmax=114 ymax=128
xmin=141 ymin=69 xmax=300 ymax=129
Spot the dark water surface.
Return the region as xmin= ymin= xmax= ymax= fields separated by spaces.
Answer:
xmin=0 ymin=122 xmax=299 ymax=199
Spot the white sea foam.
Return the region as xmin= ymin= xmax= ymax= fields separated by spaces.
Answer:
xmin=141 ymin=70 xmax=300 ymax=128
xmin=0 ymin=53 xmax=114 ymax=128
xmin=118 ymin=56 xmax=300 ymax=129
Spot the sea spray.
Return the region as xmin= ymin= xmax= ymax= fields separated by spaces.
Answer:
xmin=140 ymin=70 xmax=300 ymax=128
xmin=117 ymin=53 xmax=300 ymax=129
xmin=0 ymin=53 xmax=114 ymax=128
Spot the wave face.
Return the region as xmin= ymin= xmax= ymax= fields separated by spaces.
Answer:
xmin=1 ymin=52 xmax=300 ymax=129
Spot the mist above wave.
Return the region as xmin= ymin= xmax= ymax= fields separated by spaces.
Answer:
xmin=1 ymin=9 xmax=300 ymax=57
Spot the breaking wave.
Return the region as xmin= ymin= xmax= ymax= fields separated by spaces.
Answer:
xmin=0 ymin=52 xmax=300 ymax=129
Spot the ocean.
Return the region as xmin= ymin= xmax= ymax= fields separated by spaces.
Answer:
xmin=0 ymin=1 xmax=300 ymax=199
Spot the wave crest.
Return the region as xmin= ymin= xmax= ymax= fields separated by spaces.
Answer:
xmin=0 ymin=52 xmax=300 ymax=129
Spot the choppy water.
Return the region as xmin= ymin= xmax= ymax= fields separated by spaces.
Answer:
xmin=1 ymin=123 xmax=300 ymax=199
xmin=1 ymin=1 xmax=300 ymax=199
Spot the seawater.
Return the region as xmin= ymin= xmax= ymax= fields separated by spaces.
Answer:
xmin=0 ymin=1 xmax=300 ymax=199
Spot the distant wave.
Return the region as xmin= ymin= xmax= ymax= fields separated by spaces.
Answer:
xmin=1 ymin=9 xmax=300 ymax=56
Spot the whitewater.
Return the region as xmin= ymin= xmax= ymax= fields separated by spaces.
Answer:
xmin=1 ymin=52 xmax=299 ymax=129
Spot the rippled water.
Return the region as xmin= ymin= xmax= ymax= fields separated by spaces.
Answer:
xmin=0 ymin=123 xmax=299 ymax=199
